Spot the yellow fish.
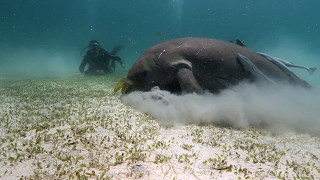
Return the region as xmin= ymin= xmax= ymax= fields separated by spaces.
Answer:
xmin=114 ymin=77 xmax=126 ymax=93
xmin=114 ymin=77 xmax=130 ymax=94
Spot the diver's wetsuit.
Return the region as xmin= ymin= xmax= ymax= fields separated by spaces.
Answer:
xmin=79 ymin=48 xmax=123 ymax=75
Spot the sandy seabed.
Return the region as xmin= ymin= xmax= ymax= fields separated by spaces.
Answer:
xmin=0 ymin=72 xmax=319 ymax=180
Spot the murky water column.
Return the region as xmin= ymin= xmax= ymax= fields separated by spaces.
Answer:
xmin=169 ymin=0 xmax=185 ymax=34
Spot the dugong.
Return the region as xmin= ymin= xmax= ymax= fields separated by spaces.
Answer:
xmin=116 ymin=37 xmax=311 ymax=94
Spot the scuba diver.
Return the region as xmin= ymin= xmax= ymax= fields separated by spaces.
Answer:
xmin=79 ymin=40 xmax=126 ymax=76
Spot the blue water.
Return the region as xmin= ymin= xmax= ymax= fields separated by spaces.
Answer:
xmin=0 ymin=0 xmax=319 ymax=85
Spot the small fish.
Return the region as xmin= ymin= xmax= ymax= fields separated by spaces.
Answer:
xmin=273 ymin=57 xmax=317 ymax=75
xmin=236 ymin=39 xmax=246 ymax=47
xmin=114 ymin=77 xmax=126 ymax=93
xmin=258 ymin=52 xmax=317 ymax=75
xmin=257 ymin=52 xmax=312 ymax=88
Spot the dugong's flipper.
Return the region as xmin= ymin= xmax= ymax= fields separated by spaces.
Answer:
xmin=176 ymin=67 xmax=204 ymax=94
xmin=236 ymin=53 xmax=276 ymax=84
xmin=257 ymin=52 xmax=312 ymax=88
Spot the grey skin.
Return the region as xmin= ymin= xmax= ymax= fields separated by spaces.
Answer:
xmin=124 ymin=37 xmax=311 ymax=94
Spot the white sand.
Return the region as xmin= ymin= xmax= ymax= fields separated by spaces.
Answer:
xmin=0 ymin=75 xmax=319 ymax=179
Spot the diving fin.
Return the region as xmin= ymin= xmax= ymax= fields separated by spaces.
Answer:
xmin=110 ymin=45 xmax=123 ymax=55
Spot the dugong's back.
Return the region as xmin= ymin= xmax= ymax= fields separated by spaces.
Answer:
xmin=144 ymin=37 xmax=290 ymax=81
